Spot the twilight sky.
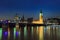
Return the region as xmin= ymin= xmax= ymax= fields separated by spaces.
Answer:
xmin=0 ymin=0 xmax=60 ymax=19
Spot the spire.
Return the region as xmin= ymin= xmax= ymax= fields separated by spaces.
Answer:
xmin=40 ymin=9 xmax=43 ymax=16
xmin=39 ymin=9 xmax=43 ymax=24
xmin=22 ymin=14 xmax=24 ymax=20
xmin=40 ymin=9 xmax=42 ymax=13
xmin=21 ymin=14 xmax=25 ymax=22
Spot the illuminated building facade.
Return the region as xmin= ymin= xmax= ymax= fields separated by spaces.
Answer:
xmin=32 ymin=10 xmax=43 ymax=24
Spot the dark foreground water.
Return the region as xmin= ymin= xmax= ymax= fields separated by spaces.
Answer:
xmin=0 ymin=25 xmax=60 ymax=40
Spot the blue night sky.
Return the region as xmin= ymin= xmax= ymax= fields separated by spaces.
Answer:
xmin=0 ymin=0 xmax=60 ymax=19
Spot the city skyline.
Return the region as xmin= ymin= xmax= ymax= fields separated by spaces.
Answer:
xmin=0 ymin=0 xmax=60 ymax=19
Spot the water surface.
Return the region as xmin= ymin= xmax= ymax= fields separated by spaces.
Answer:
xmin=0 ymin=25 xmax=60 ymax=40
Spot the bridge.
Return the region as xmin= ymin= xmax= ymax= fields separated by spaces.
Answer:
xmin=0 ymin=22 xmax=59 ymax=28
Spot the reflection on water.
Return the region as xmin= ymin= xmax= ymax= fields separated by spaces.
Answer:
xmin=0 ymin=28 xmax=2 ymax=40
xmin=0 ymin=25 xmax=60 ymax=40
xmin=2 ymin=31 xmax=8 ymax=40
xmin=14 ymin=28 xmax=16 ymax=40
xmin=38 ymin=26 xmax=44 ymax=40
xmin=24 ymin=27 xmax=27 ymax=37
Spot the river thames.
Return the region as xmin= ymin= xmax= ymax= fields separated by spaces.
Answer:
xmin=0 ymin=25 xmax=60 ymax=40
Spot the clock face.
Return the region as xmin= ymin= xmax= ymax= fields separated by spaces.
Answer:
xmin=40 ymin=13 xmax=43 ymax=16
xmin=39 ymin=13 xmax=43 ymax=20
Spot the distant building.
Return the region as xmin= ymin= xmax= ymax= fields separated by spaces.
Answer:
xmin=14 ymin=13 xmax=20 ymax=20
xmin=46 ymin=18 xmax=60 ymax=24
xmin=20 ymin=15 xmax=25 ymax=22
xmin=27 ymin=17 xmax=33 ymax=23
xmin=14 ymin=13 xmax=20 ymax=23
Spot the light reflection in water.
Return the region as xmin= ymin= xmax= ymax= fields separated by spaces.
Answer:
xmin=1 ymin=25 xmax=60 ymax=40
xmin=5 ymin=31 xmax=8 ymax=35
xmin=24 ymin=26 xmax=27 ymax=37
xmin=37 ymin=26 xmax=38 ymax=34
xmin=38 ymin=26 xmax=44 ymax=40
xmin=0 ymin=28 xmax=2 ymax=40
xmin=19 ymin=30 xmax=20 ymax=38
xmin=3 ymin=31 xmax=8 ymax=40
xmin=14 ymin=28 xmax=16 ymax=39
xmin=16 ymin=31 xmax=19 ymax=36
xmin=46 ymin=26 xmax=50 ymax=35
xmin=8 ymin=28 xmax=10 ymax=40
xmin=14 ymin=27 xmax=20 ymax=40
xmin=31 ymin=27 xmax=33 ymax=35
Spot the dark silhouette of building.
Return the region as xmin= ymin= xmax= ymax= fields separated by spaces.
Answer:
xmin=47 ymin=18 xmax=60 ymax=24
xmin=27 ymin=17 xmax=33 ymax=23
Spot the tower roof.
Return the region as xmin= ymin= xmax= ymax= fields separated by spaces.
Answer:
xmin=40 ymin=9 xmax=42 ymax=13
xmin=39 ymin=9 xmax=43 ymax=16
